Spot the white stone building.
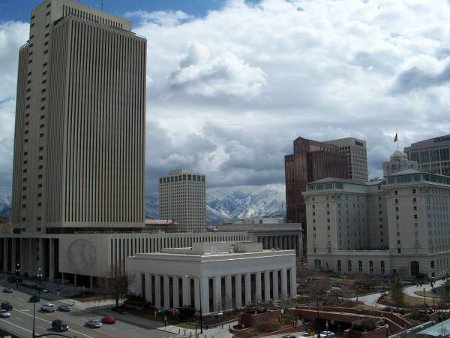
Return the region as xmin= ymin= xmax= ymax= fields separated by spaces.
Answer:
xmin=383 ymin=150 xmax=418 ymax=176
xmin=217 ymin=218 xmax=303 ymax=257
xmin=303 ymin=170 xmax=450 ymax=278
xmin=159 ymin=169 xmax=206 ymax=232
xmin=127 ymin=242 xmax=297 ymax=314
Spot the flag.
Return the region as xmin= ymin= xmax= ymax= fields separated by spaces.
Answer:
xmin=394 ymin=133 xmax=398 ymax=142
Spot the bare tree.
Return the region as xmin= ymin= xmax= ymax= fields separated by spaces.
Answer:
xmin=98 ymin=265 xmax=137 ymax=308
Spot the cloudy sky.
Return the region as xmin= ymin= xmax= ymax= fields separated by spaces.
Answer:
xmin=1 ymin=0 xmax=450 ymax=197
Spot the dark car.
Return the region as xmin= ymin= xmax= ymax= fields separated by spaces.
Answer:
xmin=1 ymin=303 xmax=12 ymax=311
xmin=52 ymin=319 xmax=69 ymax=332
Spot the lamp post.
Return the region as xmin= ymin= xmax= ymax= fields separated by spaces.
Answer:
xmin=37 ymin=267 xmax=43 ymax=294
xmin=15 ymin=263 xmax=20 ymax=288
xmin=423 ymin=287 xmax=426 ymax=307
xmin=185 ymin=274 xmax=203 ymax=334
xmin=385 ymin=323 xmax=389 ymax=338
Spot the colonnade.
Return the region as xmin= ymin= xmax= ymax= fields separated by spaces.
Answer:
xmin=257 ymin=234 xmax=301 ymax=256
xmin=135 ymin=268 xmax=297 ymax=314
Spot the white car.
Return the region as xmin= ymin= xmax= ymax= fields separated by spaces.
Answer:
xmin=0 ymin=309 xmax=11 ymax=318
xmin=40 ymin=303 xmax=56 ymax=312
xmin=320 ymin=331 xmax=335 ymax=338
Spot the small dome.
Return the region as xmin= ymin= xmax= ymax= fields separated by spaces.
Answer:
xmin=392 ymin=150 xmax=406 ymax=158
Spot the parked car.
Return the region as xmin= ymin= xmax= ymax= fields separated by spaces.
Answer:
xmin=0 ymin=310 xmax=11 ymax=318
xmin=58 ymin=304 xmax=72 ymax=312
xmin=85 ymin=319 xmax=102 ymax=328
xmin=52 ymin=319 xmax=69 ymax=332
xmin=1 ymin=303 xmax=12 ymax=311
xmin=40 ymin=303 xmax=56 ymax=312
xmin=29 ymin=295 xmax=40 ymax=303
xmin=320 ymin=331 xmax=335 ymax=338
xmin=3 ymin=287 xmax=13 ymax=293
xmin=101 ymin=316 xmax=116 ymax=324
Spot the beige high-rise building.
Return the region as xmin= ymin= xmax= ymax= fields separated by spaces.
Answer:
xmin=159 ymin=169 xmax=206 ymax=232
xmin=325 ymin=137 xmax=369 ymax=182
xmin=11 ymin=0 xmax=146 ymax=234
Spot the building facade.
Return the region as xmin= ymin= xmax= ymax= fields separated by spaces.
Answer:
xmin=159 ymin=169 xmax=206 ymax=232
xmin=303 ymin=170 xmax=450 ymax=278
xmin=127 ymin=242 xmax=297 ymax=314
xmin=326 ymin=137 xmax=369 ymax=182
xmin=404 ymin=134 xmax=450 ymax=176
xmin=217 ymin=218 xmax=303 ymax=257
xmin=11 ymin=0 xmax=146 ymax=234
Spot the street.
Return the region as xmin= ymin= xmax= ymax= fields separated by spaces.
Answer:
xmin=0 ymin=286 xmax=178 ymax=338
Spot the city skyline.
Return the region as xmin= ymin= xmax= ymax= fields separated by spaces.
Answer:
xmin=1 ymin=0 xmax=450 ymax=198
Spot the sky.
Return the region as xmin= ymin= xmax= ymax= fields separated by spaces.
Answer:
xmin=1 ymin=0 xmax=450 ymax=198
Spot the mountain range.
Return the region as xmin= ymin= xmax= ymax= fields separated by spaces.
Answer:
xmin=0 ymin=184 xmax=286 ymax=225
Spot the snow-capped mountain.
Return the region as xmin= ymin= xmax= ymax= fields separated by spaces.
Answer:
xmin=0 ymin=184 xmax=287 ymax=225
xmin=206 ymin=184 xmax=286 ymax=224
xmin=0 ymin=190 xmax=11 ymax=218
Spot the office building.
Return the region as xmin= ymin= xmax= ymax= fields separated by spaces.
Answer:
xmin=326 ymin=137 xmax=369 ymax=182
xmin=127 ymin=242 xmax=296 ymax=314
xmin=159 ymin=169 xmax=206 ymax=232
xmin=11 ymin=0 xmax=146 ymax=234
xmin=404 ymin=134 xmax=450 ymax=176
xmin=303 ymin=169 xmax=450 ymax=278
xmin=285 ymin=137 xmax=348 ymax=255
xmin=383 ymin=150 xmax=418 ymax=176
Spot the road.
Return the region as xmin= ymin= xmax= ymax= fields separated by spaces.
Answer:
xmin=0 ymin=286 xmax=177 ymax=338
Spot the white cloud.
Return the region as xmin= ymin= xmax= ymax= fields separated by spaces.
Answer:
xmin=2 ymin=0 xmax=450 ymax=195
xmin=168 ymin=41 xmax=266 ymax=98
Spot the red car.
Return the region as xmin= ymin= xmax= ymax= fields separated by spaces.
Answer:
xmin=101 ymin=316 xmax=116 ymax=324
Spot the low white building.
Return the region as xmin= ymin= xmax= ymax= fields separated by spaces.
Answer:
xmin=127 ymin=241 xmax=297 ymax=314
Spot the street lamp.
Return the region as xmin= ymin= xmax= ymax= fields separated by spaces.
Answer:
xmin=185 ymin=274 xmax=203 ymax=334
xmin=37 ymin=267 xmax=43 ymax=294
xmin=15 ymin=263 xmax=20 ymax=288
xmin=385 ymin=323 xmax=389 ymax=337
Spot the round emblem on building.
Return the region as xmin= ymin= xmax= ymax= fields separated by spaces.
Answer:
xmin=68 ymin=239 xmax=96 ymax=271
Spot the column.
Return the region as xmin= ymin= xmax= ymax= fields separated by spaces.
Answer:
xmin=200 ymin=277 xmax=209 ymax=314
xmin=38 ymin=238 xmax=44 ymax=274
xmin=235 ymin=274 xmax=242 ymax=308
xmin=245 ymin=273 xmax=251 ymax=305
xmin=48 ymin=239 xmax=54 ymax=281
xmin=163 ymin=275 xmax=170 ymax=308
xmin=3 ymin=239 xmax=8 ymax=272
xmin=225 ymin=275 xmax=232 ymax=310
xmin=19 ymin=238 xmax=24 ymax=275
xmin=255 ymin=272 xmax=262 ymax=302
xmin=194 ymin=278 xmax=200 ymax=311
xmin=145 ymin=273 xmax=152 ymax=303
xmin=173 ymin=276 xmax=179 ymax=308
xmin=134 ymin=273 xmax=142 ymax=296
xmin=182 ymin=277 xmax=190 ymax=306
xmin=281 ymin=269 xmax=287 ymax=299
xmin=214 ymin=275 xmax=221 ymax=312
xmin=155 ymin=274 xmax=161 ymax=308
xmin=289 ymin=268 xmax=297 ymax=298
xmin=264 ymin=271 xmax=271 ymax=301
xmin=73 ymin=274 xmax=78 ymax=286
xmin=273 ymin=271 xmax=279 ymax=300
xmin=89 ymin=276 xmax=94 ymax=290
xmin=11 ymin=239 xmax=16 ymax=275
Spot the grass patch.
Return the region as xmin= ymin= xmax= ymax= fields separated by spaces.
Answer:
xmin=173 ymin=322 xmax=199 ymax=329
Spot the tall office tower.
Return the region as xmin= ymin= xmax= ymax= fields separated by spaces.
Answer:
xmin=383 ymin=150 xmax=418 ymax=176
xmin=325 ymin=137 xmax=368 ymax=182
xmin=285 ymin=137 xmax=348 ymax=255
xmin=11 ymin=0 xmax=146 ymax=234
xmin=404 ymin=135 xmax=450 ymax=176
xmin=159 ymin=169 xmax=206 ymax=232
